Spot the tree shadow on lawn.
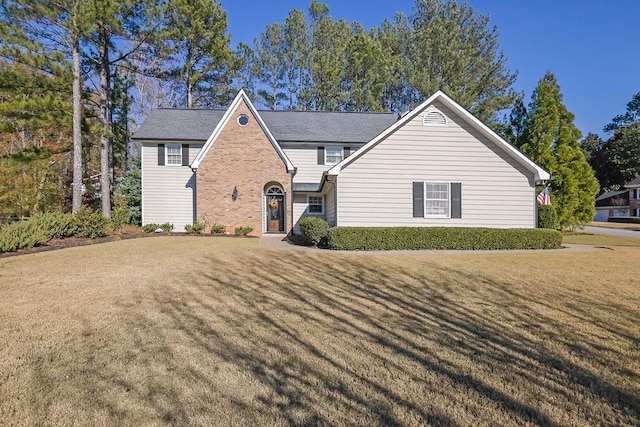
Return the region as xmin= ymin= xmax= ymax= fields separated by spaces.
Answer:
xmin=36 ymin=249 xmax=639 ymax=425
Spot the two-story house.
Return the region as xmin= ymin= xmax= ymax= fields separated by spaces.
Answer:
xmin=133 ymin=90 xmax=549 ymax=234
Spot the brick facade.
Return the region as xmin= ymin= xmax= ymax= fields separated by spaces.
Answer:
xmin=196 ymin=100 xmax=292 ymax=235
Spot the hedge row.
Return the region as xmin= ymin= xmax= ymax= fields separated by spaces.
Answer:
xmin=327 ymin=227 xmax=562 ymax=250
xmin=0 ymin=209 xmax=108 ymax=254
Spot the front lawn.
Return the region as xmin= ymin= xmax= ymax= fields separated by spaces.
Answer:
xmin=0 ymin=237 xmax=638 ymax=425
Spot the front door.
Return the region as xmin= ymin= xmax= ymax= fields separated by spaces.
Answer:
xmin=266 ymin=193 xmax=284 ymax=232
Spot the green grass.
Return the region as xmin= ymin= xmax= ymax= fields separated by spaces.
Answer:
xmin=1 ymin=237 xmax=638 ymax=425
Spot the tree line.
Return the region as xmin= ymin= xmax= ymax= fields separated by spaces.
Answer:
xmin=0 ymin=0 xmax=635 ymax=228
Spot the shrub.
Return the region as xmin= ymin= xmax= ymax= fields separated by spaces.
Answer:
xmin=142 ymin=223 xmax=160 ymax=233
xmin=0 ymin=212 xmax=76 ymax=253
xmin=159 ymin=223 xmax=174 ymax=232
xmin=184 ymin=222 xmax=205 ymax=234
xmin=537 ymin=205 xmax=558 ymax=229
xmin=110 ymin=195 xmax=131 ymax=231
xmin=298 ymin=216 xmax=330 ymax=246
xmin=73 ymin=207 xmax=108 ymax=238
xmin=327 ymin=227 xmax=562 ymax=251
xmin=234 ymin=226 xmax=253 ymax=236
xmin=210 ymin=224 xmax=226 ymax=234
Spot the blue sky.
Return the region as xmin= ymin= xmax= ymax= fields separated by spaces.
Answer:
xmin=223 ymin=1 xmax=639 ymax=138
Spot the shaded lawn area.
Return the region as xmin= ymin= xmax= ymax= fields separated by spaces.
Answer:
xmin=0 ymin=238 xmax=638 ymax=426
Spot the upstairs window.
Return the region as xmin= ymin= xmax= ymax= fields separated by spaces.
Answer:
xmin=166 ymin=144 xmax=182 ymax=166
xmin=325 ymin=146 xmax=343 ymax=165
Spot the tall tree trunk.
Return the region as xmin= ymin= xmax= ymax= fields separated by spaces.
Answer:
xmin=186 ymin=46 xmax=193 ymax=108
xmin=99 ymin=28 xmax=111 ymax=218
xmin=71 ymin=33 xmax=83 ymax=213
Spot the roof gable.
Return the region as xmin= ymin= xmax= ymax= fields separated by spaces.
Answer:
xmin=191 ymin=90 xmax=294 ymax=172
xmin=326 ymin=91 xmax=550 ymax=182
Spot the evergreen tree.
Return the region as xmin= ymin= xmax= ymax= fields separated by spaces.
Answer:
xmin=0 ymin=0 xmax=90 ymax=213
xmin=524 ymin=72 xmax=599 ymax=228
xmin=501 ymin=97 xmax=527 ymax=148
xmin=407 ymin=0 xmax=517 ymax=122
xmin=159 ymin=0 xmax=233 ymax=108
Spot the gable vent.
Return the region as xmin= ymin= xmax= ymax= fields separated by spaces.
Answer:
xmin=423 ymin=110 xmax=447 ymax=127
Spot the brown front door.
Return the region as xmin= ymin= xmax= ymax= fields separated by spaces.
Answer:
xmin=266 ymin=194 xmax=284 ymax=232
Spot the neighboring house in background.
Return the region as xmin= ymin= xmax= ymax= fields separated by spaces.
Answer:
xmin=133 ymin=90 xmax=550 ymax=234
xmin=594 ymin=177 xmax=640 ymax=221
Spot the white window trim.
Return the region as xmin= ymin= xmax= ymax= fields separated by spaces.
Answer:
xmin=324 ymin=146 xmax=344 ymax=165
xmin=424 ymin=181 xmax=451 ymax=218
xmin=307 ymin=195 xmax=324 ymax=215
xmin=636 ymin=188 xmax=640 ymax=200
xmin=166 ymin=143 xmax=182 ymax=166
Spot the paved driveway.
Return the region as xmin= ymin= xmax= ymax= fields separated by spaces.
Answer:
xmin=582 ymin=226 xmax=640 ymax=239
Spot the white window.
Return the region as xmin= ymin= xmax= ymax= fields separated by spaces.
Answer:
xmin=636 ymin=189 xmax=640 ymax=200
xmin=308 ymin=195 xmax=324 ymax=215
xmin=325 ymin=146 xmax=343 ymax=165
xmin=166 ymin=144 xmax=182 ymax=166
xmin=425 ymin=182 xmax=450 ymax=217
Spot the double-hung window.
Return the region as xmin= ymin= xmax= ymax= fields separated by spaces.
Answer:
xmin=166 ymin=144 xmax=182 ymax=166
xmin=413 ymin=181 xmax=461 ymax=219
xmin=325 ymin=147 xmax=343 ymax=165
xmin=425 ymin=182 xmax=450 ymax=217
xmin=308 ymin=196 xmax=324 ymax=215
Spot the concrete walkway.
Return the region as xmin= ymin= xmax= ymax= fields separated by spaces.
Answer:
xmin=582 ymin=226 xmax=640 ymax=239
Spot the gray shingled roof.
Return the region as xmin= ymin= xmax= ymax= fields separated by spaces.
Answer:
xmin=133 ymin=108 xmax=398 ymax=143
xmin=625 ymin=176 xmax=640 ymax=187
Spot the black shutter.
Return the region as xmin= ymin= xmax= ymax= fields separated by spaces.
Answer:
xmin=158 ymin=144 xmax=165 ymax=166
xmin=344 ymin=147 xmax=351 ymax=158
xmin=413 ymin=182 xmax=424 ymax=217
xmin=182 ymin=144 xmax=189 ymax=166
xmin=317 ymin=146 xmax=325 ymax=165
xmin=451 ymin=182 xmax=462 ymax=218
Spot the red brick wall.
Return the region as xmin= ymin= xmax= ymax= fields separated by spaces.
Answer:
xmin=196 ymin=100 xmax=292 ymax=235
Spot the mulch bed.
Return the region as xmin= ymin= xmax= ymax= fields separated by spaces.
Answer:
xmin=0 ymin=231 xmax=257 ymax=259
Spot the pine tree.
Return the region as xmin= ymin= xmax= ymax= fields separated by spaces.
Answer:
xmin=407 ymin=0 xmax=517 ymax=122
xmin=159 ymin=0 xmax=233 ymax=108
xmin=524 ymin=72 xmax=599 ymax=228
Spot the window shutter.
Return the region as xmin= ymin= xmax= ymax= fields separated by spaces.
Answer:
xmin=317 ymin=146 xmax=325 ymax=165
xmin=344 ymin=147 xmax=351 ymax=158
xmin=158 ymin=144 xmax=165 ymax=166
xmin=451 ymin=183 xmax=462 ymax=218
xmin=182 ymin=144 xmax=189 ymax=166
xmin=413 ymin=182 xmax=424 ymax=218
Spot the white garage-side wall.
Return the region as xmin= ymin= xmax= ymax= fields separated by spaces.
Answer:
xmin=141 ymin=142 xmax=203 ymax=232
xmin=336 ymin=101 xmax=536 ymax=228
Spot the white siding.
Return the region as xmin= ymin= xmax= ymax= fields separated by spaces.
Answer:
xmin=283 ymin=144 xmax=363 ymax=184
xmin=337 ymin=101 xmax=536 ymax=228
xmin=291 ymin=187 xmax=335 ymax=234
xmin=141 ymin=142 xmax=203 ymax=232
xmin=324 ymin=182 xmax=336 ymax=226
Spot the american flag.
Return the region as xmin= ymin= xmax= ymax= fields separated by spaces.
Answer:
xmin=537 ymin=186 xmax=551 ymax=205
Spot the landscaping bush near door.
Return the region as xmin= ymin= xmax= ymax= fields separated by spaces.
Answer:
xmin=298 ymin=216 xmax=330 ymax=245
xmin=327 ymin=227 xmax=563 ymax=250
